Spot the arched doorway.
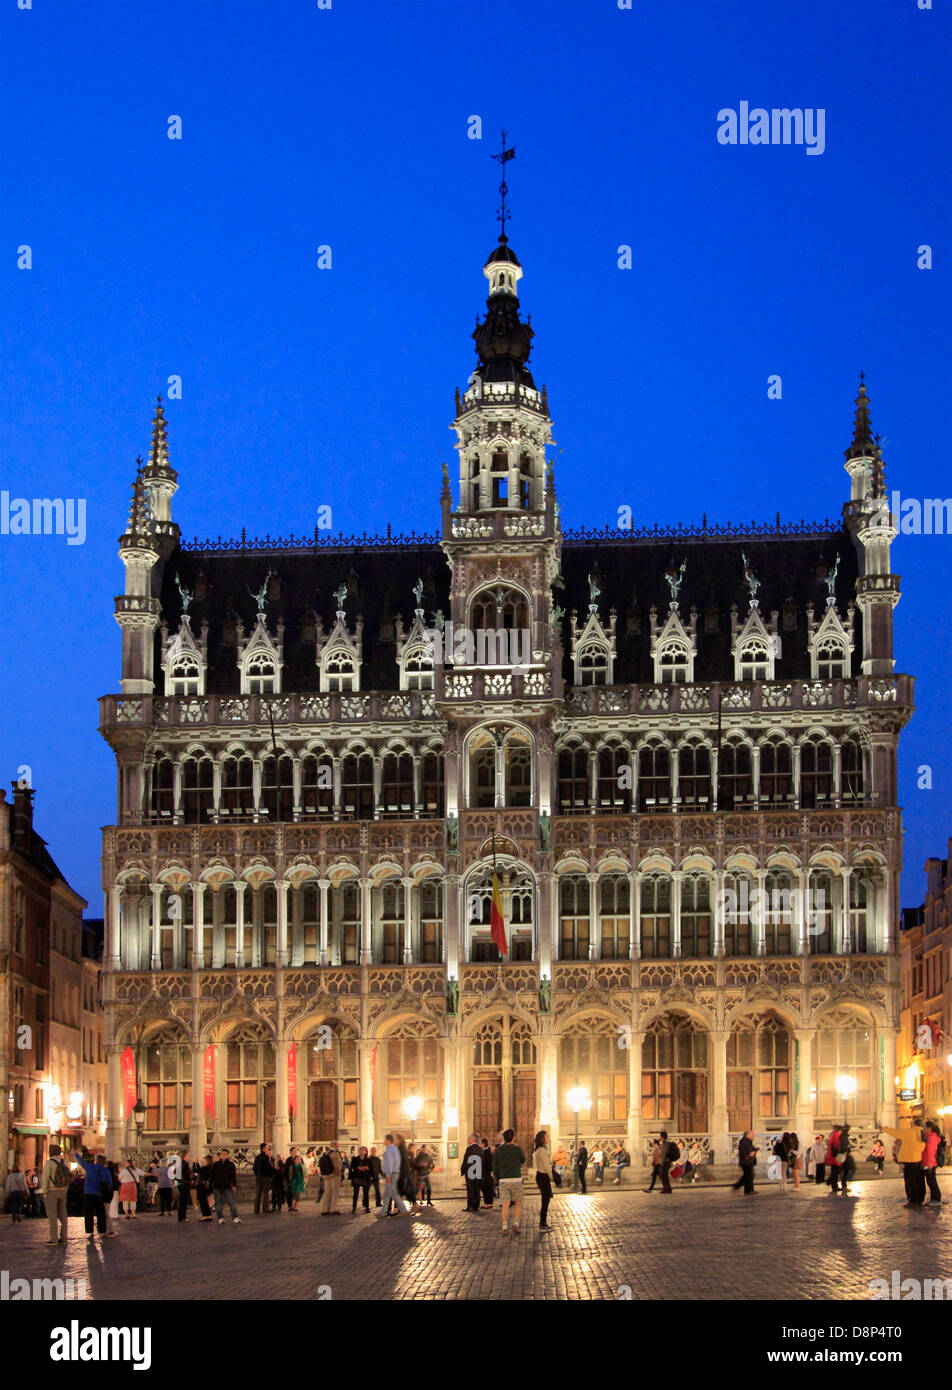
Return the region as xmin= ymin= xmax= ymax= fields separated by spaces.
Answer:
xmin=642 ymin=1013 xmax=709 ymax=1133
xmin=726 ymin=1012 xmax=793 ymax=1132
xmin=471 ymin=1014 xmax=536 ymax=1152
xmin=303 ymin=1023 xmax=358 ymax=1142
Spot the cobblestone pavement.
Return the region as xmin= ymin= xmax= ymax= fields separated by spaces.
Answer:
xmin=1 ymin=1176 xmax=949 ymax=1301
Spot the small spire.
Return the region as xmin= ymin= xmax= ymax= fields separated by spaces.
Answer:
xmin=124 ymin=462 xmax=151 ymax=540
xmin=845 ymin=373 xmax=874 ymax=461
xmin=491 ymin=129 xmax=515 ymax=244
xmin=145 ymin=393 xmax=172 ymax=474
xmin=870 ymin=432 xmax=887 ymax=500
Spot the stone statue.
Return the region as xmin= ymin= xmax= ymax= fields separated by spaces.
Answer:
xmin=825 ymin=554 xmax=840 ymax=602
xmin=413 ymin=579 xmax=424 ymax=611
xmin=247 ymin=571 xmax=275 ymax=614
xmin=741 ymin=552 xmax=760 ymax=605
xmin=551 ymin=604 xmax=565 ymax=627
xmin=445 ymin=813 xmax=459 ymax=851
xmin=539 ymin=810 xmax=552 ymax=851
xmin=176 ymin=576 xmax=193 ymax=614
xmin=333 ymin=583 xmax=347 ymax=612
xmin=587 ymin=572 xmax=601 ymax=607
xmin=431 ymin=609 xmax=445 ymax=631
xmin=446 ymin=976 xmax=459 ymax=1015
xmin=665 ymin=558 xmax=686 ymax=603
xmin=538 ymin=975 xmax=552 ymax=1014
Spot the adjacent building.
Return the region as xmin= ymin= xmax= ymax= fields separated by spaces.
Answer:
xmin=98 ymin=212 xmax=913 ymax=1171
xmin=898 ymin=843 xmax=952 ymax=1141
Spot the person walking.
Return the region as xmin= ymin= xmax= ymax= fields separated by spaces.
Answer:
xmin=156 ymin=1160 xmax=173 ymax=1216
xmin=368 ymin=1146 xmax=382 ymax=1208
xmin=493 ymin=1128 xmax=526 ymax=1235
xmin=72 ymin=1151 xmax=114 ymax=1241
xmin=922 ymin=1120 xmax=943 ymax=1206
xmin=658 ymin=1131 xmax=676 ymax=1194
xmin=413 ymin=1144 xmax=435 ymax=1207
xmin=286 ymin=1149 xmax=305 ymax=1212
xmin=788 ymin=1133 xmax=802 ymax=1191
xmin=196 ymin=1155 xmax=215 ymax=1221
xmin=833 ymin=1125 xmax=856 ymax=1196
xmin=824 ymin=1125 xmax=843 ymax=1192
xmin=881 ymin=1120 xmax=926 ymax=1207
xmin=27 ymin=1168 xmax=44 ymax=1220
xmin=575 ymin=1139 xmax=589 ymax=1194
xmin=533 ymin=1130 xmax=554 ymax=1232
xmin=396 ymin=1135 xmax=419 ymax=1212
xmin=591 ymin=1145 xmax=605 ymax=1185
xmin=117 ymin=1161 xmax=143 ymax=1218
xmin=732 ymin=1130 xmax=758 ymax=1195
xmin=168 ymin=1150 xmax=192 ymax=1221
xmin=809 ymin=1134 xmax=826 ymax=1185
xmin=211 ymin=1148 xmax=241 ymax=1224
xmin=40 ymin=1144 xmax=71 ymax=1244
xmin=4 ymin=1165 xmax=27 ymax=1223
xmin=462 ymin=1134 xmax=484 ymax=1212
xmin=349 ymin=1147 xmax=373 ymax=1214
xmin=106 ymin=1163 xmax=122 ymax=1236
xmin=253 ymin=1142 xmax=274 ymax=1215
xmin=318 ymin=1142 xmax=342 ymax=1215
xmin=144 ymin=1162 xmax=158 ymax=1207
xmin=479 ymin=1138 xmax=495 ymax=1209
xmin=644 ymin=1137 xmax=663 ymax=1192
xmin=377 ymin=1134 xmax=412 ymax=1217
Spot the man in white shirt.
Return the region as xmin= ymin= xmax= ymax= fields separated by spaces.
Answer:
xmin=377 ymin=1134 xmax=412 ymax=1217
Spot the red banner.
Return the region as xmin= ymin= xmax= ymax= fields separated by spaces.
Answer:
xmin=288 ymin=1043 xmax=298 ymax=1117
xmin=203 ymin=1045 xmax=215 ymax=1119
xmin=120 ymin=1046 xmax=137 ymax=1114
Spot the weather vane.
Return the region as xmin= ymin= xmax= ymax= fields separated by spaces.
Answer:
xmin=491 ymin=129 xmax=515 ymax=241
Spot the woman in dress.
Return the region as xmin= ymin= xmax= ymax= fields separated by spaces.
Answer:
xmin=287 ymin=1148 xmax=306 ymax=1211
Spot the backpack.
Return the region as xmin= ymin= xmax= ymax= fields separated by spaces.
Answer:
xmin=666 ymin=1140 xmax=681 ymax=1164
xmin=50 ymin=1159 xmax=70 ymax=1189
xmin=937 ymin=1138 xmax=947 ymax=1169
xmin=318 ymin=1152 xmax=334 ymax=1176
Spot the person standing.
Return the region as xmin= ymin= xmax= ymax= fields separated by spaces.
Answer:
xmin=591 ymin=1145 xmax=605 ymax=1185
xmin=106 ymin=1163 xmax=122 ymax=1236
xmin=349 ymin=1147 xmax=373 ymax=1213
xmin=253 ymin=1142 xmax=274 ymax=1215
xmin=396 ymin=1135 xmax=419 ymax=1211
xmin=211 ymin=1148 xmax=241 ymax=1224
xmin=377 ymin=1134 xmax=412 ymax=1217
xmin=658 ymin=1131 xmax=676 ymax=1194
xmin=40 ymin=1144 xmax=71 ymax=1244
xmin=117 ymin=1161 xmax=143 ymax=1218
xmin=575 ymin=1139 xmax=589 ymax=1194
xmin=922 ymin=1120 xmax=942 ymax=1206
xmin=533 ymin=1130 xmax=554 ymax=1232
xmin=824 ymin=1126 xmax=843 ymax=1192
xmin=319 ymin=1142 xmax=342 ymax=1215
xmin=882 ymin=1120 xmax=926 ymax=1207
xmin=167 ymin=1150 xmax=192 ymax=1221
xmin=72 ymin=1151 xmax=113 ymax=1241
xmin=368 ymin=1146 xmax=382 ymax=1208
xmin=196 ymin=1155 xmax=215 ymax=1221
xmin=462 ymin=1134 xmax=484 ymax=1212
xmin=413 ymin=1144 xmax=435 ymax=1207
xmin=156 ymin=1160 xmax=173 ymax=1216
xmin=479 ymin=1138 xmax=495 ymax=1209
xmin=493 ymin=1128 xmax=526 ymax=1235
xmin=788 ymin=1133 xmax=802 ymax=1191
xmin=809 ymin=1134 xmax=827 ymax=1185
xmin=644 ymin=1138 xmax=663 ymax=1193
xmin=4 ymin=1165 xmax=27 ymax=1223
xmin=833 ymin=1125 xmax=856 ymax=1196
xmin=773 ymin=1133 xmax=790 ymax=1193
xmin=732 ymin=1131 xmax=758 ymax=1195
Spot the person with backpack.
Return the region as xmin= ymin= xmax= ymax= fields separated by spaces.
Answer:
xmin=318 ymin=1142 xmax=342 ymax=1214
xmin=922 ymin=1120 xmax=943 ymax=1206
xmin=40 ymin=1144 xmax=72 ymax=1243
xmin=413 ymin=1144 xmax=435 ymax=1207
xmin=72 ymin=1150 xmax=115 ymax=1241
xmin=732 ymin=1130 xmax=758 ymax=1195
xmin=829 ymin=1125 xmax=855 ymax=1196
xmin=377 ymin=1133 xmax=412 ymax=1218
xmin=643 ymin=1137 xmax=663 ymax=1192
xmin=659 ymin=1131 xmax=679 ymax=1193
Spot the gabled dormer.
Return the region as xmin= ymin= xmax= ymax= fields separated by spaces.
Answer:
xmin=570 ymin=600 xmax=617 ymax=686
xmin=161 ymin=613 xmax=208 ymax=696
xmin=317 ymin=590 xmax=363 ymax=693
xmin=650 ymin=603 xmax=698 ymax=684
xmin=731 ymin=603 xmax=780 ymax=682
xmin=396 ymin=587 xmax=436 ymax=691
xmin=806 ymin=598 xmax=855 ymax=680
xmin=237 ymin=614 xmax=284 ymax=694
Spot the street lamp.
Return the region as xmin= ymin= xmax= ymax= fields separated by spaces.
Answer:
xmin=403 ymin=1094 xmax=423 ymax=1143
xmin=835 ymin=1074 xmax=856 ymax=1119
xmin=566 ymin=1086 xmax=590 ymax=1191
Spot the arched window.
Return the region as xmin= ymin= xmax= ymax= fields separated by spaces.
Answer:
xmin=658 ymin=642 xmax=690 ymax=684
xmin=142 ymin=1029 xmax=191 ymax=1134
xmin=468 ymin=867 xmax=533 ymax=961
xmin=763 ymin=870 xmax=794 ymax=955
xmin=558 ymin=746 xmax=590 ymax=814
xmin=816 ymin=636 xmax=849 ymax=680
xmin=470 ymin=586 xmax=529 ymax=633
xmin=641 ymin=1014 xmax=708 ymax=1131
xmin=152 ymin=757 xmax=175 ymax=819
xmin=718 ymin=743 xmax=752 ymax=810
xmin=385 ymin=1024 xmax=441 ymax=1126
xmin=800 ymin=740 xmax=833 ymax=806
xmin=840 ymin=738 xmax=864 ymax=802
xmin=181 ymin=757 xmax=214 ymax=823
xmin=420 ymin=750 xmax=444 ymax=816
xmin=471 ymin=742 xmax=496 ymax=809
xmin=815 ymin=1015 xmax=873 ymax=1118
xmin=404 ymin=646 xmax=434 ymax=691
xmin=726 ymin=1014 xmax=791 ymax=1125
xmin=259 ymin=754 xmax=294 ymax=822
xmin=340 ymin=753 xmax=374 ymax=819
xmin=248 ymin=883 xmax=277 ymax=966
xmin=518 ymin=452 xmax=532 ymax=509
xmin=324 ymin=651 xmax=356 ymax=693
xmin=380 ymin=752 xmax=414 ymax=817
xmin=560 ymin=1016 xmax=629 ymax=1125
xmin=808 ymin=870 xmax=833 ymax=953
xmin=722 ymin=872 xmax=752 ymax=955
xmin=331 ymin=881 xmax=360 ymax=965
xmin=599 ymin=875 xmax=630 ymax=959
xmin=167 ymin=654 xmax=201 ymax=696
xmin=559 ymin=876 xmax=590 ymax=960
xmin=680 ymin=877 xmax=712 ymax=957
xmin=677 ymin=745 xmax=710 ymax=807
xmin=289 ymin=882 xmax=319 ymax=965
xmin=638 ymin=746 xmax=671 ymax=810
xmin=491 ymin=450 xmax=509 ymax=506
xmin=578 ymin=642 xmax=610 ymax=686
xmin=306 ymin=1027 xmax=358 ymax=1138
xmin=738 ymin=639 xmax=771 ymax=682
xmin=300 ymin=754 xmax=333 ymax=817
xmin=504 ymin=740 xmax=531 ymax=807
xmin=640 ymin=876 xmax=671 ymax=958
xmin=759 ymin=740 xmax=792 ymax=806
xmin=220 ymin=755 xmax=254 ymax=818
xmin=419 ymin=879 xmax=443 ymax=963
xmin=848 ymin=875 xmax=871 ymax=953
xmin=379 ymin=882 xmax=405 ymax=963
xmin=225 ymin=1025 xmax=274 ymax=1133
xmin=596 ymin=745 xmax=631 ymax=811
xmin=245 ymin=650 xmax=278 ymax=695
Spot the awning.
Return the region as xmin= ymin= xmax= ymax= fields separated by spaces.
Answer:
xmin=12 ymin=1125 xmax=51 ymax=1137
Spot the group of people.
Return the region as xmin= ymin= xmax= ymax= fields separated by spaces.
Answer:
xmin=731 ymin=1120 xmax=946 ymax=1200
xmin=460 ymin=1129 xmax=561 ymax=1232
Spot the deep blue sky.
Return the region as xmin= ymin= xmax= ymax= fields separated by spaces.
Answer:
xmin=2 ymin=0 xmax=949 ymax=910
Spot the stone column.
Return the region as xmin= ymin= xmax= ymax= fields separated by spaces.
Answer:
xmin=839 ymin=867 xmax=853 ymax=955
xmin=538 ymin=873 xmax=553 ymax=977
xmin=671 ymin=747 xmax=680 ymax=808
xmin=588 ymin=750 xmax=597 ymax=813
xmin=630 ymin=871 xmax=641 ymax=960
xmin=191 ymin=882 xmax=206 ymax=969
xmin=753 ymin=869 xmax=767 ymax=957
xmin=150 ymin=884 xmax=163 ymax=970
xmin=710 ymin=746 xmax=719 ymax=812
xmin=234 ymin=881 xmax=247 ymax=968
xmin=627 ymin=1026 xmax=643 ymax=1169
xmin=670 ymin=872 xmax=683 ymax=959
xmin=172 ymin=762 xmax=183 ymax=823
xmin=212 ymin=761 xmax=222 ymax=819
xmin=273 ymin=1038 xmax=291 ymax=1157
xmin=275 ymin=879 xmax=289 ymax=967
xmin=587 ymin=872 xmax=599 ymax=961
xmin=318 ymin=879 xmax=330 ymax=966
xmin=359 ymin=1039 xmax=375 ymax=1139
xmin=712 ymin=868 xmax=726 ymax=959
xmin=832 ymin=741 xmax=842 ymax=807
xmin=104 ymin=1046 xmax=126 ymax=1154
xmin=794 ymin=867 xmax=808 ymax=956
xmin=792 ymin=744 xmax=802 ymax=808
xmin=794 ymin=1028 xmax=815 ymax=1143
xmin=751 ymin=744 xmax=761 ymax=805
xmin=292 ymin=757 xmax=302 ymax=820
xmin=190 ymin=1042 xmax=206 ymax=1158
xmin=106 ymin=886 xmax=122 ymax=971
xmin=881 ymin=1027 xmax=897 ymax=1127
xmin=359 ymin=878 xmax=373 ymax=965
xmin=710 ymin=1029 xmax=730 ymax=1165
xmin=252 ymin=759 xmax=262 ymax=819
xmin=402 ymin=877 xmax=414 ymax=964
xmin=538 ymin=1032 xmax=560 ymax=1148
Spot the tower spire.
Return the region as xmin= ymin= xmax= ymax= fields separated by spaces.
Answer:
xmin=147 ymin=393 xmax=171 ymax=471
xmin=491 ymin=129 xmax=515 ymax=244
xmin=845 ymin=372 xmax=874 ymax=461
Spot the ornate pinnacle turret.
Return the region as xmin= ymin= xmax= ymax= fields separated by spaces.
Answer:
xmin=143 ymin=394 xmax=177 ymax=482
xmin=870 ymin=433 xmax=887 ymax=501
xmin=844 ymin=372 xmax=875 ymax=461
xmin=121 ymin=458 xmax=154 ymax=546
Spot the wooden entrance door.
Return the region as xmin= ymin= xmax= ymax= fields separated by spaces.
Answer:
xmin=513 ymin=1073 xmax=536 ymax=1156
xmin=262 ymin=1082 xmax=275 ymax=1145
xmin=677 ymin=1072 xmax=708 ymax=1132
xmin=727 ymin=1071 xmax=752 ymax=1132
xmin=309 ymin=1081 xmax=337 ymax=1141
xmin=473 ymin=1074 xmax=502 ymax=1138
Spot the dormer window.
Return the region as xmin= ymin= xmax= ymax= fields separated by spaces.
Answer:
xmin=245 ymin=651 xmax=278 ymax=695
xmin=738 ymin=641 xmax=770 ymax=682
xmin=815 ymin=636 xmax=849 ymax=680
xmin=578 ymin=642 xmax=609 ymax=686
xmin=325 ymin=652 xmax=356 ymax=693
xmin=404 ymin=647 xmax=434 ymax=691
xmin=658 ymin=642 xmax=690 ymax=684
xmin=168 ymin=654 xmax=201 ymax=696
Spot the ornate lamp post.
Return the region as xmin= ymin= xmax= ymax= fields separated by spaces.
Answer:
xmin=403 ymin=1093 xmax=423 ymax=1144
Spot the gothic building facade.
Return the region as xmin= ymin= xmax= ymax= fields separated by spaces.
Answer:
xmin=99 ymin=224 xmax=913 ymax=1169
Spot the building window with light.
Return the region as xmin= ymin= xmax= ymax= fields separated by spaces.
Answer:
xmin=816 ymin=1018 xmax=873 ymax=1118
xmin=385 ymin=1029 xmax=441 ymax=1127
